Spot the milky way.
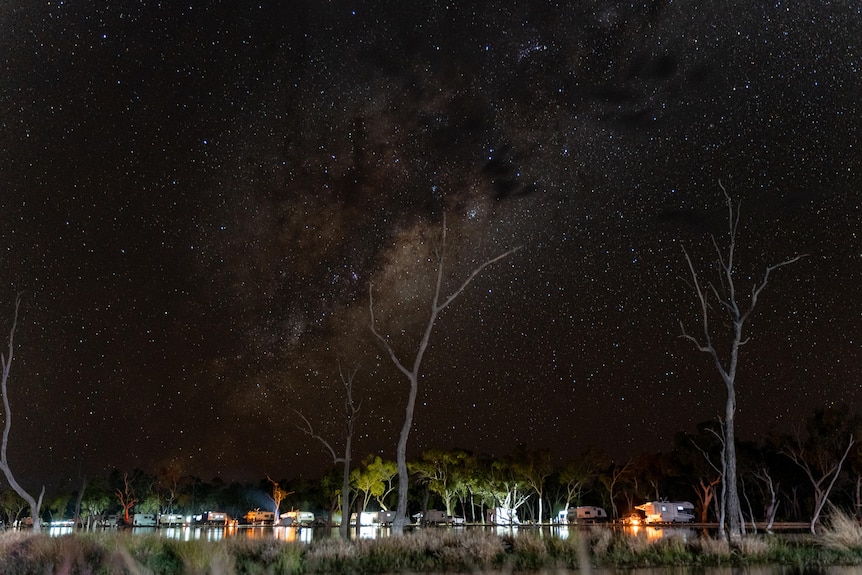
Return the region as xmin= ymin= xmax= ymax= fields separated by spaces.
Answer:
xmin=0 ymin=1 xmax=859 ymax=490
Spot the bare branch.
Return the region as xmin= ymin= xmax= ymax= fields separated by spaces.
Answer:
xmin=292 ymin=408 xmax=343 ymax=464
xmin=368 ymin=283 xmax=413 ymax=380
xmin=436 ymin=245 xmax=522 ymax=313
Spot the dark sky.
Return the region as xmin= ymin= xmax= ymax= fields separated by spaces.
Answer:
xmin=1 ymin=1 xmax=860 ymax=492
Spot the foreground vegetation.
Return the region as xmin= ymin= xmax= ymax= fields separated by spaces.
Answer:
xmin=4 ymin=512 xmax=862 ymax=575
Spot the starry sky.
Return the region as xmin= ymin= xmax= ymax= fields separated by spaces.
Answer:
xmin=0 ymin=0 xmax=860 ymax=491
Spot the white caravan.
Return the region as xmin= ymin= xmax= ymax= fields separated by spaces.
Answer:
xmin=635 ymin=501 xmax=695 ymax=524
xmin=566 ymin=506 xmax=608 ymax=524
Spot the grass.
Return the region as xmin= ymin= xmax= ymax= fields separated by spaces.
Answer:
xmin=3 ymin=517 xmax=862 ymax=574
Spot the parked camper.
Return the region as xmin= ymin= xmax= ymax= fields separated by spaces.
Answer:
xmin=159 ymin=513 xmax=186 ymax=526
xmin=279 ymin=510 xmax=314 ymax=526
xmin=132 ymin=513 xmax=158 ymax=527
xmin=377 ymin=510 xmax=397 ymax=525
xmin=566 ymin=506 xmax=608 ymax=524
xmin=634 ymin=501 xmax=695 ymax=524
xmin=349 ymin=511 xmax=378 ymax=526
xmin=487 ymin=507 xmax=520 ymax=525
xmin=199 ymin=511 xmax=233 ymax=525
xmin=244 ymin=510 xmax=275 ymax=524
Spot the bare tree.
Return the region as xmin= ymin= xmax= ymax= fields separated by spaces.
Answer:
xmin=370 ymin=215 xmax=519 ymax=534
xmin=293 ymin=363 xmax=360 ymax=538
xmin=266 ymin=475 xmax=291 ymax=519
xmin=0 ymin=295 xmax=45 ymax=530
xmin=679 ymin=183 xmax=804 ymax=542
xmin=115 ymin=472 xmax=137 ymax=525
xmin=782 ymin=410 xmax=856 ymax=534
xmin=599 ymin=460 xmax=633 ymax=520
xmin=750 ymin=467 xmax=780 ymax=531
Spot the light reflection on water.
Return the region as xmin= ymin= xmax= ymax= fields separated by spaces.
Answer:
xmin=45 ymin=525 xmax=854 ymax=573
xmin=50 ymin=523 xmax=702 ymax=544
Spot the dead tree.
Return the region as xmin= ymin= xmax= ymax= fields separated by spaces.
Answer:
xmin=369 ymin=215 xmax=519 ymax=534
xmin=266 ymin=475 xmax=291 ymax=519
xmin=115 ymin=472 xmax=137 ymax=525
xmin=293 ymin=363 xmax=360 ymax=539
xmin=679 ymin=182 xmax=804 ymax=541
xmin=751 ymin=467 xmax=780 ymax=531
xmin=783 ymin=433 xmax=855 ymax=533
xmin=0 ymin=295 xmax=45 ymax=530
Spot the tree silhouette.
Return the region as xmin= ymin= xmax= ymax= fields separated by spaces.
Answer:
xmin=293 ymin=362 xmax=360 ymax=538
xmin=0 ymin=295 xmax=45 ymax=530
xmin=679 ymin=182 xmax=804 ymax=541
xmin=369 ymin=215 xmax=519 ymax=534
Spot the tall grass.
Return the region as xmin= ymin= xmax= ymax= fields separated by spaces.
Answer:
xmin=3 ymin=524 xmax=862 ymax=574
xmin=820 ymin=507 xmax=862 ymax=551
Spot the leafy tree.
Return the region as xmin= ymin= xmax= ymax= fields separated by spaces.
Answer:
xmin=486 ymin=456 xmax=531 ymax=523
xmin=80 ymin=485 xmax=111 ymax=529
xmin=410 ymin=449 xmax=468 ymax=517
xmin=45 ymin=492 xmax=73 ymax=521
xmin=156 ymin=461 xmax=184 ymax=514
xmin=558 ymin=447 xmax=604 ymax=510
xmin=511 ymin=446 xmax=554 ymax=523
xmin=0 ymin=489 xmax=27 ymax=527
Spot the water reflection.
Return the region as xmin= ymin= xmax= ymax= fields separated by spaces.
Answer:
xmin=591 ymin=568 xmax=860 ymax=575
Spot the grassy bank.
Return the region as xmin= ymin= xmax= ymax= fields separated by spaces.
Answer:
xmin=3 ymin=517 xmax=862 ymax=575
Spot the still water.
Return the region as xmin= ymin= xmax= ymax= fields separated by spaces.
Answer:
xmin=48 ymin=524 xmax=698 ymax=543
xmin=44 ymin=525 xmax=852 ymax=574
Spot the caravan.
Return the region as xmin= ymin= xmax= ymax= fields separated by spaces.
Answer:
xmin=634 ymin=501 xmax=695 ymax=524
xmin=565 ymin=506 xmax=608 ymax=524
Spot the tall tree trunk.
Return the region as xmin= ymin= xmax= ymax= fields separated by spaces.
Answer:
xmin=370 ymin=216 xmax=519 ymax=535
xmin=724 ymin=387 xmax=742 ymax=541
xmin=0 ymin=295 xmax=45 ymax=530
xmin=392 ymin=374 xmax=418 ymax=534
xmin=340 ymin=434 xmax=352 ymax=539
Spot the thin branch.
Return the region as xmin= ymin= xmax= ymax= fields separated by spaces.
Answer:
xmin=292 ymin=409 xmax=343 ymax=464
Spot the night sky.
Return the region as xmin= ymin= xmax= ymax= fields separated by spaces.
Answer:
xmin=1 ymin=1 xmax=860 ymax=492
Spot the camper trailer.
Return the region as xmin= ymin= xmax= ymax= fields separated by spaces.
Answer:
xmin=279 ymin=510 xmax=315 ymax=526
xmin=199 ymin=511 xmax=233 ymax=525
xmin=159 ymin=513 xmax=186 ymax=526
xmin=132 ymin=513 xmax=158 ymax=527
xmin=244 ymin=510 xmax=275 ymax=524
xmin=566 ymin=506 xmax=608 ymax=524
xmin=634 ymin=501 xmax=695 ymax=524
xmin=377 ymin=510 xmax=397 ymax=524
xmin=487 ymin=507 xmax=520 ymax=525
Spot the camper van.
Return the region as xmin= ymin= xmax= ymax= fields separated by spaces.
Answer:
xmin=634 ymin=501 xmax=695 ymax=524
xmin=566 ymin=506 xmax=608 ymax=524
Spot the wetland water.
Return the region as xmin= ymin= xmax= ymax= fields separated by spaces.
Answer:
xmin=43 ymin=524 xmax=850 ymax=574
xmin=47 ymin=523 xmax=808 ymax=543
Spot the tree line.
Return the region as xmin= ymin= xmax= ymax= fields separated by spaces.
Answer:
xmin=2 ymin=403 xmax=859 ymax=532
